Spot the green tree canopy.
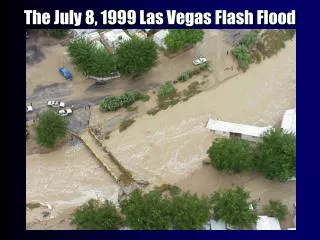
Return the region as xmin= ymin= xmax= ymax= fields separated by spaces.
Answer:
xmin=68 ymin=36 xmax=116 ymax=77
xmin=207 ymin=138 xmax=254 ymax=173
xmin=255 ymin=128 xmax=296 ymax=181
xmin=262 ymin=200 xmax=288 ymax=221
xmin=36 ymin=110 xmax=67 ymax=147
xmin=211 ymin=187 xmax=258 ymax=229
xmin=71 ymin=199 xmax=123 ymax=230
xmin=164 ymin=30 xmax=204 ymax=52
xmin=120 ymin=188 xmax=211 ymax=230
xmin=120 ymin=190 xmax=172 ymax=230
xmin=116 ymin=37 xmax=158 ymax=75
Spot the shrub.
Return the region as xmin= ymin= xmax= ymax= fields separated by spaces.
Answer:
xmin=100 ymin=96 xmax=122 ymax=112
xmin=36 ymin=110 xmax=67 ymax=147
xmin=211 ymin=187 xmax=258 ymax=229
xmin=71 ymin=199 xmax=122 ymax=230
xmin=239 ymin=31 xmax=259 ymax=49
xmin=231 ymin=45 xmax=252 ymax=71
xmin=100 ymin=91 xmax=149 ymax=112
xmin=207 ymin=138 xmax=254 ymax=173
xmin=158 ymin=81 xmax=177 ymax=99
xmin=262 ymin=200 xmax=288 ymax=221
xmin=255 ymin=128 xmax=296 ymax=181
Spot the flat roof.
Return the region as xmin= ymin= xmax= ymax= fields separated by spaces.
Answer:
xmin=206 ymin=119 xmax=272 ymax=137
xmin=102 ymin=29 xmax=131 ymax=42
xmin=154 ymin=29 xmax=169 ymax=39
xmin=72 ymin=29 xmax=98 ymax=35
xmin=281 ymin=108 xmax=296 ymax=134
xmin=256 ymin=216 xmax=281 ymax=230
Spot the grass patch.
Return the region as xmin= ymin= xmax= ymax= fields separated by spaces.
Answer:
xmin=27 ymin=202 xmax=41 ymax=210
xmin=119 ymin=119 xmax=135 ymax=132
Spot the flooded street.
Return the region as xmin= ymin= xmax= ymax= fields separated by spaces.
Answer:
xmin=26 ymin=140 xmax=120 ymax=225
xmin=106 ymin=37 xmax=296 ymax=188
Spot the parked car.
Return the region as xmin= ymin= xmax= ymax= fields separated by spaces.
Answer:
xmin=47 ymin=100 xmax=65 ymax=108
xmin=58 ymin=67 xmax=72 ymax=80
xmin=26 ymin=105 xmax=33 ymax=113
xmin=193 ymin=57 xmax=207 ymax=66
xmin=58 ymin=108 xmax=73 ymax=117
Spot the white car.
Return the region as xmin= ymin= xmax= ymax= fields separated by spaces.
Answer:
xmin=26 ymin=105 xmax=33 ymax=113
xmin=193 ymin=57 xmax=207 ymax=66
xmin=47 ymin=100 xmax=65 ymax=108
xmin=58 ymin=108 xmax=73 ymax=117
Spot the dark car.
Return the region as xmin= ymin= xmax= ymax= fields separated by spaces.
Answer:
xmin=58 ymin=67 xmax=73 ymax=80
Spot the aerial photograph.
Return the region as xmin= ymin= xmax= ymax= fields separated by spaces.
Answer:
xmin=26 ymin=29 xmax=296 ymax=230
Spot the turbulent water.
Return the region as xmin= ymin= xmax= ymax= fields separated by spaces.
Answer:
xmin=26 ymin=140 xmax=120 ymax=224
xmin=106 ymin=37 xmax=296 ymax=188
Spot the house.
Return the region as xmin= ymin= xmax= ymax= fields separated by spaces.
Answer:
xmin=281 ymin=108 xmax=296 ymax=134
xmin=71 ymin=29 xmax=99 ymax=36
xmin=153 ymin=30 xmax=169 ymax=49
xmin=127 ymin=29 xmax=140 ymax=36
xmin=256 ymin=216 xmax=281 ymax=230
xmin=86 ymin=32 xmax=101 ymax=41
xmin=127 ymin=29 xmax=148 ymax=39
xmin=102 ymin=29 xmax=131 ymax=49
xmin=206 ymin=119 xmax=272 ymax=143
xmin=204 ymin=219 xmax=227 ymax=230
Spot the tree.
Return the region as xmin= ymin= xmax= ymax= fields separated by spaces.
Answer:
xmin=207 ymin=138 xmax=254 ymax=173
xmin=255 ymin=128 xmax=296 ymax=181
xmin=211 ymin=187 xmax=258 ymax=229
xmin=170 ymin=192 xmax=211 ymax=230
xmin=68 ymin=36 xmax=116 ymax=77
xmin=262 ymin=200 xmax=288 ymax=221
xmin=164 ymin=30 xmax=204 ymax=52
xmin=36 ymin=110 xmax=67 ymax=147
xmin=120 ymin=188 xmax=211 ymax=230
xmin=120 ymin=190 xmax=172 ymax=230
xmin=116 ymin=37 xmax=158 ymax=75
xmin=71 ymin=199 xmax=123 ymax=230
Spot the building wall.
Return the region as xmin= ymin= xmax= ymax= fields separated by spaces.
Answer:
xmin=241 ymin=134 xmax=261 ymax=143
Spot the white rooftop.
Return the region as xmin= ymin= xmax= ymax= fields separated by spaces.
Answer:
xmin=72 ymin=29 xmax=98 ymax=35
xmin=154 ymin=29 xmax=169 ymax=40
xmin=256 ymin=216 xmax=281 ymax=230
xmin=206 ymin=119 xmax=272 ymax=138
xmin=103 ymin=29 xmax=131 ymax=42
xmin=281 ymin=108 xmax=296 ymax=134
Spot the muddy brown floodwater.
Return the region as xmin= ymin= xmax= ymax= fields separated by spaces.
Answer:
xmin=26 ymin=140 xmax=120 ymax=226
xmin=106 ymin=37 xmax=296 ymax=193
